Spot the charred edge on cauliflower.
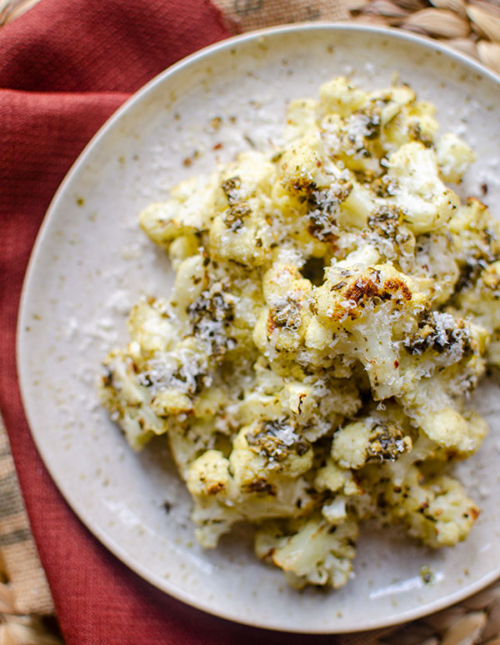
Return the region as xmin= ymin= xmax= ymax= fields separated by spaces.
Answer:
xmin=321 ymin=270 xmax=412 ymax=322
xmin=243 ymin=479 xmax=277 ymax=495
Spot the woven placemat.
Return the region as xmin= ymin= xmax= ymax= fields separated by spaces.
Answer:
xmin=1 ymin=0 xmax=500 ymax=643
xmin=213 ymin=0 xmax=500 ymax=73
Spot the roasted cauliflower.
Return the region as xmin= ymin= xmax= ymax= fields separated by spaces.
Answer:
xmin=100 ymin=77 xmax=497 ymax=589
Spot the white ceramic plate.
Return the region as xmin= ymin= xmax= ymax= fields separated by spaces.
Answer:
xmin=17 ymin=24 xmax=500 ymax=633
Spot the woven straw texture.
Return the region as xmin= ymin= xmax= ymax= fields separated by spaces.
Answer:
xmin=1 ymin=0 xmax=500 ymax=643
xmin=213 ymin=0 xmax=500 ymax=72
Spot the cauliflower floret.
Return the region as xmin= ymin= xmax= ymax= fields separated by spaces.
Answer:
xmin=419 ymin=407 xmax=488 ymax=459
xmin=185 ymin=278 xmax=237 ymax=360
xmin=450 ymin=201 xmax=500 ymax=360
xmin=388 ymin=142 xmax=460 ymax=234
xmin=339 ymin=183 xmax=376 ymax=229
xmin=139 ymin=175 xmax=217 ymax=246
xmin=320 ymin=107 xmax=383 ymax=175
xmin=364 ymin=206 xmax=415 ymax=266
xmin=272 ymin=132 xmax=356 ymax=253
xmin=219 ymin=151 xmax=276 ymax=201
xmin=319 ymin=77 xmax=367 ymax=118
xmin=450 ymin=199 xmax=500 ymax=284
xmin=374 ymin=84 xmax=417 ymax=127
xmin=284 ymin=381 xmax=316 ymax=417
xmin=136 ymin=340 xmax=211 ymax=417
xmin=168 ymin=406 xmax=229 ymax=480
xmin=454 ymin=261 xmax=500 ymax=365
xmin=170 ymin=253 xmax=209 ymax=322
xmin=284 ymin=98 xmax=318 ymax=142
xmin=209 ymin=211 xmax=270 ymax=268
xmin=384 ymin=465 xmax=480 ymax=548
xmin=231 ymin=421 xmax=313 ymax=482
xmin=402 ymin=311 xmax=486 ymax=371
xmin=379 ymin=92 xmax=438 ymax=154
xmin=314 ymin=458 xmax=363 ymax=497
xmin=277 ymin=134 xmax=332 ymax=197
xmin=314 ymin=260 xmax=424 ymax=326
xmin=322 ymin=496 xmax=349 ymax=525
xmin=99 ymin=350 xmax=167 ymax=450
xmin=456 ymin=262 xmax=500 ymax=338
xmin=411 ymin=233 xmax=459 ymax=305
xmin=332 ymin=416 xmax=412 ymax=470
xmin=127 ymin=299 xmax=177 ymax=358
xmin=187 ymin=449 xmax=315 ymax=547
xmin=237 ymin=360 xmax=285 ymax=423
xmin=384 ymin=108 xmax=438 ymax=152
xmin=311 ymin=261 xmax=426 ymax=399
xmin=398 ymin=312 xmax=488 ymax=422
xmin=208 ymin=153 xmax=276 ymax=267
xmin=186 ymin=450 xmax=240 ymax=547
xmin=255 ymin=514 xmax=359 ymax=588
xmin=373 ymin=405 xmax=486 ymax=489
xmin=253 ymin=262 xmax=312 ymax=357
xmin=436 ymin=133 xmax=476 ymax=183
xmin=284 ymin=376 xmax=362 ymax=441
xmin=238 ymin=358 xmax=361 ymax=443
xmin=168 ymin=234 xmax=200 ymax=269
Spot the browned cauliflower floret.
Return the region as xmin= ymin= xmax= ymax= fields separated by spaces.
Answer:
xmin=186 ymin=447 xmax=315 ymax=548
xmin=450 ymin=198 xmax=500 ymax=293
xmin=311 ymin=259 xmax=427 ymax=400
xmin=253 ymin=262 xmax=312 ymax=358
xmin=208 ymin=152 xmax=276 ymax=267
xmin=233 ymin=420 xmax=313 ymax=482
xmin=255 ymin=514 xmax=358 ymax=588
xmin=454 ymin=261 xmax=500 ymax=365
xmin=332 ymin=416 xmax=412 ymax=470
xmin=387 ymin=142 xmax=460 ymax=235
xmin=384 ymin=465 xmax=480 ymax=548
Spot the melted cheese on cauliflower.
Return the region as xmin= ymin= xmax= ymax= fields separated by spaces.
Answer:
xmin=100 ymin=78 xmax=499 ymax=589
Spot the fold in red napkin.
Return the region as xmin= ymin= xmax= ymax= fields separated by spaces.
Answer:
xmin=0 ymin=1 xmax=341 ymax=642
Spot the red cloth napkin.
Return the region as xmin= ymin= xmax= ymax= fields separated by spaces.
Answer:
xmin=0 ymin=1 xmax=341 ymax=643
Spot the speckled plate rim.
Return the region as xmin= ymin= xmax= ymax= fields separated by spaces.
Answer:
xmin=16 ymin=23 xmax=500 ymax=634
